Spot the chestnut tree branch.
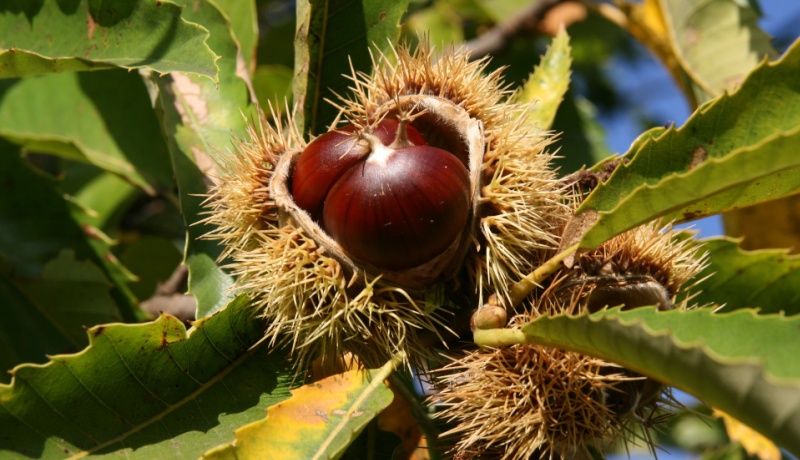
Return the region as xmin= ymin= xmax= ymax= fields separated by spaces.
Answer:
xmin=464 ymin=0 xmax=565 ymax=60
xmin=140 ymin=264 xmax=197 ymax=322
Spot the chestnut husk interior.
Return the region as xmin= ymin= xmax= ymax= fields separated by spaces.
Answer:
xmin=271 ymin=95 xmax=484 ymax=290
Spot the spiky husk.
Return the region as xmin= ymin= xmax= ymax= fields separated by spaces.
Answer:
xmin=203 ymin=42 xmax=572 ymax=368
xmin=202 ymin=109 xmax=454 ymax=368
xmin=542 ymin=221 xmax=708 ymax=316
xmin=431 ymin=222 xmax=708 ymax=459
xmin=433 ymin=341 xmax=629 ymax=460
xmin=337 ymin=42 xmax=572 ymax=307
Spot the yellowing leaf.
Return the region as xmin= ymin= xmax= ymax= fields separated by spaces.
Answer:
xmin=203 ymin=355 xmax=400 ymax=460
xmin=377 ymin=379 xmax=429 ymax=460
xmin=618 ymin=0 xmax=776 ymax=108
xmin=714 ymin=409 xmax=781 ymax=460
xmin=617 ymin=0 xmax=691 ymax=101
xmin=515 ymin=28 xmax=572 ymax=130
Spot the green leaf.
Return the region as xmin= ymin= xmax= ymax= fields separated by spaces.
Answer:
xmin=691 ymin=237 xmax=800 ymax=315
xmin=658 ymin=0 xmax=776 ymax=106
xmin=253 ymin=64 xmax=294 ymax=109
xmin=119 ymin=236 xmax=184 ymax=302
xmin=515 ymin=28 xmax=571 ymax=131
xmin=0 ymin=275 xmax=76 ymax=384
xmin=152 ymin=0 xmax=255 ymax=318
xmin=0 ymin=296 xmax=294 ymax=459
xmin=202 ymin=356 xmax=398 ymax=460
xmin=211 ymin=0 xmax=258 ymax=72
xmin=0 ymin=147 xmax=98 ymax=276
xmin=0 ymin=145 xmax=138 ymax=320
xmin=575 ymin=38 xmax=800 ymax=249
xmin=474 ymin=0 xmax=531 ymax=23
xmin=12 ymin=250 xmax=121 ymax=339
xmin=473 ymin=307 xmax=800 ymax=455
xmin=0 ymin=69 xmax=174 ymax=195
xmin=70 ymin=171 xmax=140 ymax=230
xmin=293 ymin=0 xmax=410 ymax=136
xmin=0 ymin=0 xmax=218 ymax=80
xmin=403 ymin=3 xmax=464 ymax=50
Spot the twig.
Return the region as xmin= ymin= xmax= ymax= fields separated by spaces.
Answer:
xmin=140 ymin=264 xmax=197 ymax=322
xmin=464 ymin=0 xmax=564 ymax=60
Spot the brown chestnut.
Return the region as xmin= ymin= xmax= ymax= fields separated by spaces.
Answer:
xmin=322 ymin=140 xmax=470 ymax=270
xmin=291 ymin=119 xmax=426 ymax=221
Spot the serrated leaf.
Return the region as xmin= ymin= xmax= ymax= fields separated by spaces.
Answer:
xmin=0 ymin=296 xmax=294 ymax=459
xmin=211 ymin=0 xmax=258 ymax=73
xmin=294 ymin=0 xmax=410 ymax=136
xmin=658 ymin=0 xmax=776 ymax=106
xmin=0 ymin=0 xmax=218 ymax=80
xmin=473 ymin=307 xmax=800 ymax=455
xmin=515 ymin=28 xmax=571 ymax=130
xmin=691 ymin=238 xmax=800 ymax=315
xmin=152 ymin=0 xmax=255 ymax=318
xmin=620 ymin=0 xmax=775 ymax=108
xmin=0 ymin=69 xmax=174 ymax=195
xmin=203 ymin=357 xmax=398 ymax=460
xmin=574 ymin=38 xmax=800 ymax=249
xmin=0 ymin=145 xmax=137 ymax=325
xmin=11 ymin=250 xmax=121 ymax=345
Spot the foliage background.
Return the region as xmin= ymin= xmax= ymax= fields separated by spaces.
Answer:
xmin=1 ymin=0 xmax=800 ymax=459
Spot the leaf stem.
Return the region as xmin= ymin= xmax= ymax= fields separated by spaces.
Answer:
xmin=473 ymin=327 xmax=531 ymax=348
xmin=508 ymin=243 xmax=579 ymax=308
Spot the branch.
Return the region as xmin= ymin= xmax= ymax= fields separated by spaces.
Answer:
xmin=464 ymin=0 xmax=564 ymax=60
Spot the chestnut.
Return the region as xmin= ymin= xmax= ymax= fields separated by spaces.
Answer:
xmin=291 ymin=119 xmax=426 ymax=221
xmin=323 ymin=142 xmax=470 ymax=270
xmin=291 ymin=118 xmax=470 ymax=271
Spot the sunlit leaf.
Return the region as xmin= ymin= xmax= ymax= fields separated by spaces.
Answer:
xmin=574 ymin=39 xmax=800 ymax=249
xmin=212 ymin=0 xmax=258 ymax=73
xmin=657 ymin=0 xmax=776 ymax=105
xmin=473 ymin=307 xmax=800 ymax=455
xmin=0 ymin=70 xmax=174 ymax=195
xmin=294 ymin=0 xmax=410 ymax=136
xmin=0 ymin=296 xmax=293 ymax=459
xmin=152 ymin=0 xmax=255 ymax=318
xmin=0 ymin=0 xmax=218 ymax=80
xmin=691 ymin=238 xmax=800 ymax=315
xmin=515 ymin=28 xmax=571 ymax=131
xmin=714 ymin=409 xmax=781 ymax=460
xmin=619 ymin=0 xmax=775 ymax=107
xmin=202 ymin=357 xmax=398 ymax=460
